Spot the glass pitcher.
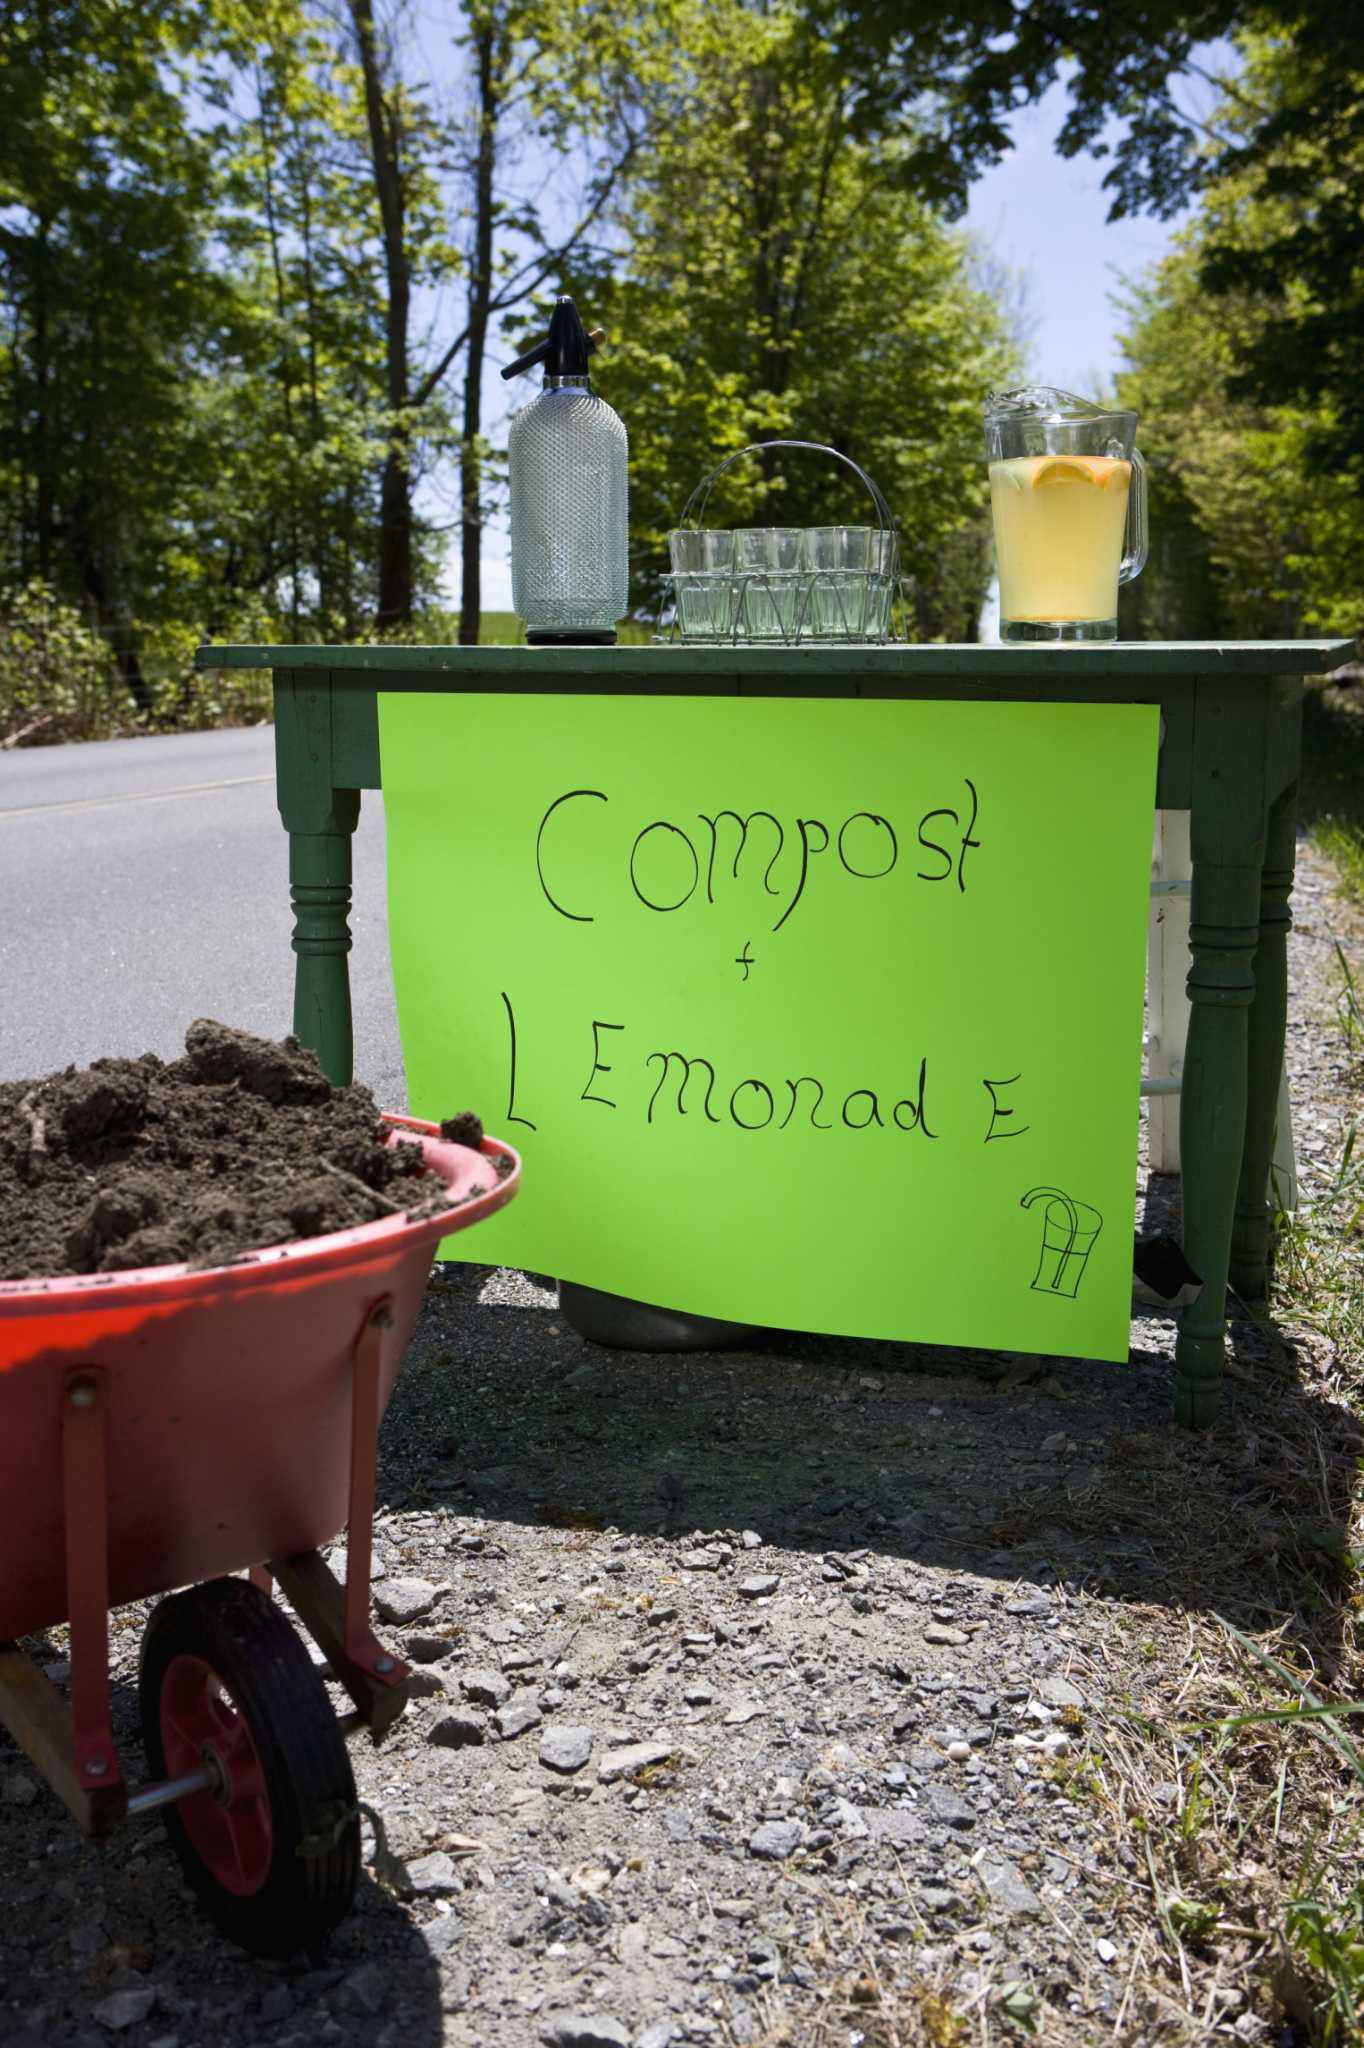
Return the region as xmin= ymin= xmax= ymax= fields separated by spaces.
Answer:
xmin=985 ymin=388 xmax=1147 ymax=642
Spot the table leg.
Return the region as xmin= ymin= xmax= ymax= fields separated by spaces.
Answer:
xmin=1231 ymin=780 xmax=1297 ymax=1299
xmin=1174 ymin=860 xmax=1261 ymax=1427
xmin=274 ymin=672 xmax=360 ymax=1088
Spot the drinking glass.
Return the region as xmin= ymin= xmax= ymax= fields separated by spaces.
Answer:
xmin=806 ymin=527 xmax=895 ymax=637
xmin=985 ymin=387 xmax=1147 ymax=642
xmin=668 ymin=528 xmax=735 ymax=639
xmin=733 ymin=528 xmax=808 ymax=640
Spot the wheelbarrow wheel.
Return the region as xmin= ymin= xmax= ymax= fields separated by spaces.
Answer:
xmin=138 ymin=1576 xmax=359 ymax=1957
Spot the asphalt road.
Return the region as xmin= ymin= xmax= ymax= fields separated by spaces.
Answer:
xmin=0 ymin=726 xmax=408 ymax=1105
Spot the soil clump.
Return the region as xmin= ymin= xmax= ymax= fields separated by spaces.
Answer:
xmin=0 ymin=1020 xmax=443 ymax=1281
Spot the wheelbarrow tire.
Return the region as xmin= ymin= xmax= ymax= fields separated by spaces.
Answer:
xmin=138 ymin=1576 xmax=359 ymax=1957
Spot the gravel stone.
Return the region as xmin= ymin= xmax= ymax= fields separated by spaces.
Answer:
xmin=924 ymin=1786 xmax=976 ymax=1829
xmin=91 ymin=1989 xmax=157 ymax=2032
xmin=424 ymin=1912 xmax=463 ymax=1955
xmin=539 ymin=2016 xmax=631 ymax=2048
xmin=428 ymin=1708 xmax=486 ymax=1748
xmin=406 ymin=1632 xmax=452 ymax=1663
xmin=462 ymin=1667 xmax=512 ymax=1708
xmin=1039 ymin=1673 xmax=1085 ymax=1709
xmin=2 ymin=1772 xmax=38 ymax=1807
xmin=374 ymin=1577 xmax=442 ymax=1625
xmin=495 ymin=1696 xmax=543 ymax=1740
xmin=405 ymin=1851 xmax=459 ymax=1896
xmin=405 ymin=1667 xmax=449 ymax=1699
xmin=337 ymin=1964 xmax=389 ymax=2016
xmin=924 ymin=1622 xmax=969 ymax=1646
xmin=329 ymin=1547 xmax=385 ymax=1582
xmin=981 ymin=1858 xmax=1043 ymax=1918
xmin=737 ymin=1574 xmax=779 ymax=1598
xmin=540 ymin=1725 xmax=594 ymax=1774
xmin=598 ymin=1739 xmax=675 ymax=1784
xmin=748 ymin=1819 xmax=803 ymax=1860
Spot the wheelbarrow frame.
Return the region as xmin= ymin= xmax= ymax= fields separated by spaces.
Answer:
xmin=0 ymin=1117 xmax=518 ymax=1847
xmin=0 ymin=1293 xmax=409 ymax=1837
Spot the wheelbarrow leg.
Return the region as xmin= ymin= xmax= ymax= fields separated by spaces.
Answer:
xmin=270 ymin=1297 xmax=410 ymax=1742
xmin=0 ymin=1369 xmax=126 ymax=1834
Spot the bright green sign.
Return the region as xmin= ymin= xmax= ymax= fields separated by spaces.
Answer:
xmin=379 ymin=693 xmax=1158 ymax=1361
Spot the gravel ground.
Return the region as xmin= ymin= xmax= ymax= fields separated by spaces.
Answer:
xmin=2 ymin=838 xmax=1361 ymax=2048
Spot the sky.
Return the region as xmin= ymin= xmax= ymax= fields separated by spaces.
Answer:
xmin=962 ymin=81 xmax=1194 ymax=396
xmin=450 ymin=74 xmax=1198 ymax=613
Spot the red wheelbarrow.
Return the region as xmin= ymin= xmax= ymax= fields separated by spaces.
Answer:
xmin=0 ymin=1116 xmax=518 ymax=1955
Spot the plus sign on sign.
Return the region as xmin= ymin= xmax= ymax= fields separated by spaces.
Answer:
xmin=380 ymin=692 xmax=1158 ymax=1362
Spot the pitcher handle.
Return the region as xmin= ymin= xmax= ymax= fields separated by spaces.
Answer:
xmin=1119 ymin=447 xmax=1148 ymax=584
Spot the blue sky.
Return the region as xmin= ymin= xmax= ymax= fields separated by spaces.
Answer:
xmin=455 ymin=71 xmax=1199 ymax=609
xmin=963 ymin=80 xmax=1193 ymax=395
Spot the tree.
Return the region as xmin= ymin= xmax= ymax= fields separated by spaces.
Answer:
xmin=1115 ymin=36 xmax=1364 ymax=639
xmin=553 ymin=0 xmax=1020 ymax=637
xmin=0 ymin=0 xmax=225 ymax=699
xmin=346 ymin=0 xmax=456 ymax=627
xmin=821 ymin=0 xmax=1364 ymax=478
xmin=446 ymin=0 xmax=671 ymax=643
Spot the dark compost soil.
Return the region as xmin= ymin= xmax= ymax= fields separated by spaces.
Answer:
xmin=0 ymin=1021 xmax=453 ymax=1283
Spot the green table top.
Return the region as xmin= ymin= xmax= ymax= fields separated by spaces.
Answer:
xmin=197 ymin=639 xmax=1359 ymax=681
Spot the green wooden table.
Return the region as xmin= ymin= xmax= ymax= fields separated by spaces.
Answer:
xmin=197 ymin=638 xmax=1358 ymax=1427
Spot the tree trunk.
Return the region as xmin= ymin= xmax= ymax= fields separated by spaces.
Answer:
xmin=458 ymin=23 xmax=500 ymax=648
xmin=350 ymin=0 xmax=413 ymax=629
xmin=32 ymin=220 xmax=54 ymax=584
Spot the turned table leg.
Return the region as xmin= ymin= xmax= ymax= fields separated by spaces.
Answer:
xmin=1174 ymin=856 xmax=1262 ymax=1427
xmin=1231 ymin=779 xmax=1297 ymax=1300
xmin=273 ymin=671 xmax=360 ymax=1088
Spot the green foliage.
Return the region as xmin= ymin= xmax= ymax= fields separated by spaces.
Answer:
xmin=0 ymin=581 xmax=130 ymax=744
xmin=552 ymin=0 xmax=1020 ymax=637
xmin=1284 ymin=1883 xmax=1364 ymax=2045
xmin=830 ymin=0 xmax=1364 ymax=498
xmin=1116 ymin=36 xmax=1364 ymax=642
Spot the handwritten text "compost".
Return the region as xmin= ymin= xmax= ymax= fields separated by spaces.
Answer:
xmin=535 ymin=782 xmax=980 ymax=934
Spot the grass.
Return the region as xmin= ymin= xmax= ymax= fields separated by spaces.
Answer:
xmin=1302 ymin=679 xmax=1364 ymax=909
xmin=1073 ymin=680 xmax=1364 ymax=2047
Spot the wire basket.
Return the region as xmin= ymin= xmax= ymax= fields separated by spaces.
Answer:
xmin=660 ymin=439 xmax=903 ymax=646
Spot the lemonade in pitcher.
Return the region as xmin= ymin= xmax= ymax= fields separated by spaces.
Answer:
xmin=985 ymin=390 xmax=1147 ymax=641
xmin=990 ymin=455 xmax=1132 ymax=628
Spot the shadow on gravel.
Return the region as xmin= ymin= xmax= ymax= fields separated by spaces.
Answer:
xmin=0 ymin=1651 xmax=444 ymax=2048
xmin=386 ymin=1243 xmax=1364 ymax=1689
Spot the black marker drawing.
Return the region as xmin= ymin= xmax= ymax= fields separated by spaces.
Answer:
xmin=1020 ymin=1186 xmax=1103 ymax=1299
xmin=501 ymin=990 xmax=537 ymax=1130
xmin=736 ymin=941 xmax=754 ymax=980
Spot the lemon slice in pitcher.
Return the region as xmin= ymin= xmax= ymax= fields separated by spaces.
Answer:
xmin=1032 ymin=458 xmax=1096 ymax=488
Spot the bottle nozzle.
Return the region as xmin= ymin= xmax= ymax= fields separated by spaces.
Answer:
xmin=501 ymin=297 xmax=605 ymax=380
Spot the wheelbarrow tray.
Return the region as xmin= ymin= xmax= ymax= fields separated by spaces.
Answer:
xmin=0 ymin=1118 xmax=517 ymax=1643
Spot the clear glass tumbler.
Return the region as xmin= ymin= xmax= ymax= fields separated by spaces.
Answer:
xmin=733 ymin=528 xmax=808 ymax=640
xmin=668 ymin=529 xmax=735 ymax=639
xmin=806 ymin=527 xmax=895 ymax=637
